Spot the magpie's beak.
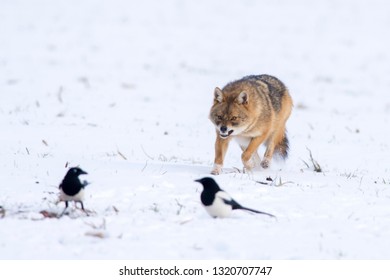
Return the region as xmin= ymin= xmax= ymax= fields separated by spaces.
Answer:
xmin=80 ymin=170 xmax=88 ymax=175
xmin=194 ymin=179 xmax=201 ymax=183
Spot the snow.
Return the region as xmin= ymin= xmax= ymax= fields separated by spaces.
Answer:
xmin=1 ymin=0 xmax=390 ymax=259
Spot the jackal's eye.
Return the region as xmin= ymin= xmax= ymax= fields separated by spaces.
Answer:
xmin=230 ymin=116 xmax=237 ymax=121
xmin=217 ymin=115 xmax=223 ymax=120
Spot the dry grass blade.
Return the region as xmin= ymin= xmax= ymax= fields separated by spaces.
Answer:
xmin=141 ymin=145 xmax=154 ymax=160
xmin=85 ymin=231 xmax=108 ymax=239
xmin=0 ymin=206 xmax=5 ymax=218
xmin=306 ymin=148 xmax=322 ymax=172
xmin=117 ymin=150 xmax=127 ymax=160
xmin=112 ymin=205 xmax=119 ymax=214
xmin=175 ymin=199 xmax=184 ymax=215
xmin=85 ymin=218 xmax=106 ymax=230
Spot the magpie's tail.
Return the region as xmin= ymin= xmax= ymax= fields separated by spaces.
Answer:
xmin=240 ymin=206 xmax=276 ymax=218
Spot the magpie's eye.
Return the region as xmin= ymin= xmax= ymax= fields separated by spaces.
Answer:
xmin=231 ymin=116 xmax=237 ymax=121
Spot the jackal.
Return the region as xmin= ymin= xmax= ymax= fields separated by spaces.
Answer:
xmin=209 ymin=74 xmax=293 ymax=175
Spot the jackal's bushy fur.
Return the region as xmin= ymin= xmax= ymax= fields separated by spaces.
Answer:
xmin=209 ymin=74 xmax=293 ymax=175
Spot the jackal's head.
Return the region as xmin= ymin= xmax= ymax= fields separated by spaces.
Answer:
xmin=209 ymin=87 xmax=250 ymax=139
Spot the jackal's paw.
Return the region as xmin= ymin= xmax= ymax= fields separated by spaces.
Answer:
xmin=242 ymin=167 xmax=253 ymax=174
xmin=261 ymin=159 xmax=270 ymax=169
xmin=243 ymin=159 xmax=255 ymax=171
xmin=211 ymin=164 xmax=222 ymax=175
xmin=251 ymin=155 xmax=262 ymax=168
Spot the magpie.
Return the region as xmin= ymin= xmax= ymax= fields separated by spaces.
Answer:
xmin=59 ymin=167 xmax=89 ymax=216
xmin=195 ymin=177 xmax=275 ymax=218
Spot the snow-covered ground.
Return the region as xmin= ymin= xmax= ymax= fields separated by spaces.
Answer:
xmin=1 ymin=0 xmax=390 ymax=259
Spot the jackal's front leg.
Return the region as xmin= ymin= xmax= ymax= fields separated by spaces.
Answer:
xmin=241 ymin=135 xmax=267 ymax=171
xmin=212 ymin=133 xmax=231 ymax=175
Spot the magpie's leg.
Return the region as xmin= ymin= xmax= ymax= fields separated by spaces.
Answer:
xmin=59 ymin=201 xmax=69 ymax=218
xmin=78 ymin=201 xmax=89 ymax=216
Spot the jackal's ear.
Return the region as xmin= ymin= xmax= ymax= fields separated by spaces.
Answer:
xmin=237 ymin=91 xmax=248 ymax=105
xmin=214 ymin=87 xmax=224 ymax=103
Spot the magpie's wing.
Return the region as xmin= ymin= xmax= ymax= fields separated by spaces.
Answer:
xmin=81 ymin=180 xmax=89 ymax=187
xmin=216 ymin=191 xmax=242 ymax=209
xmin=222 ymin=199 xmax=242 ymax=209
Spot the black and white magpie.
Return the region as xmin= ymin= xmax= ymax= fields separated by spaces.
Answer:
xmin=195 ymin=177 xmax=275 ymax=218
xmin=59 ymin=167 xmax=89 ymax=216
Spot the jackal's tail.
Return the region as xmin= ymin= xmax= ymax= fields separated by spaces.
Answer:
xmin=275 ymin=132 xmax=289 ymax=159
